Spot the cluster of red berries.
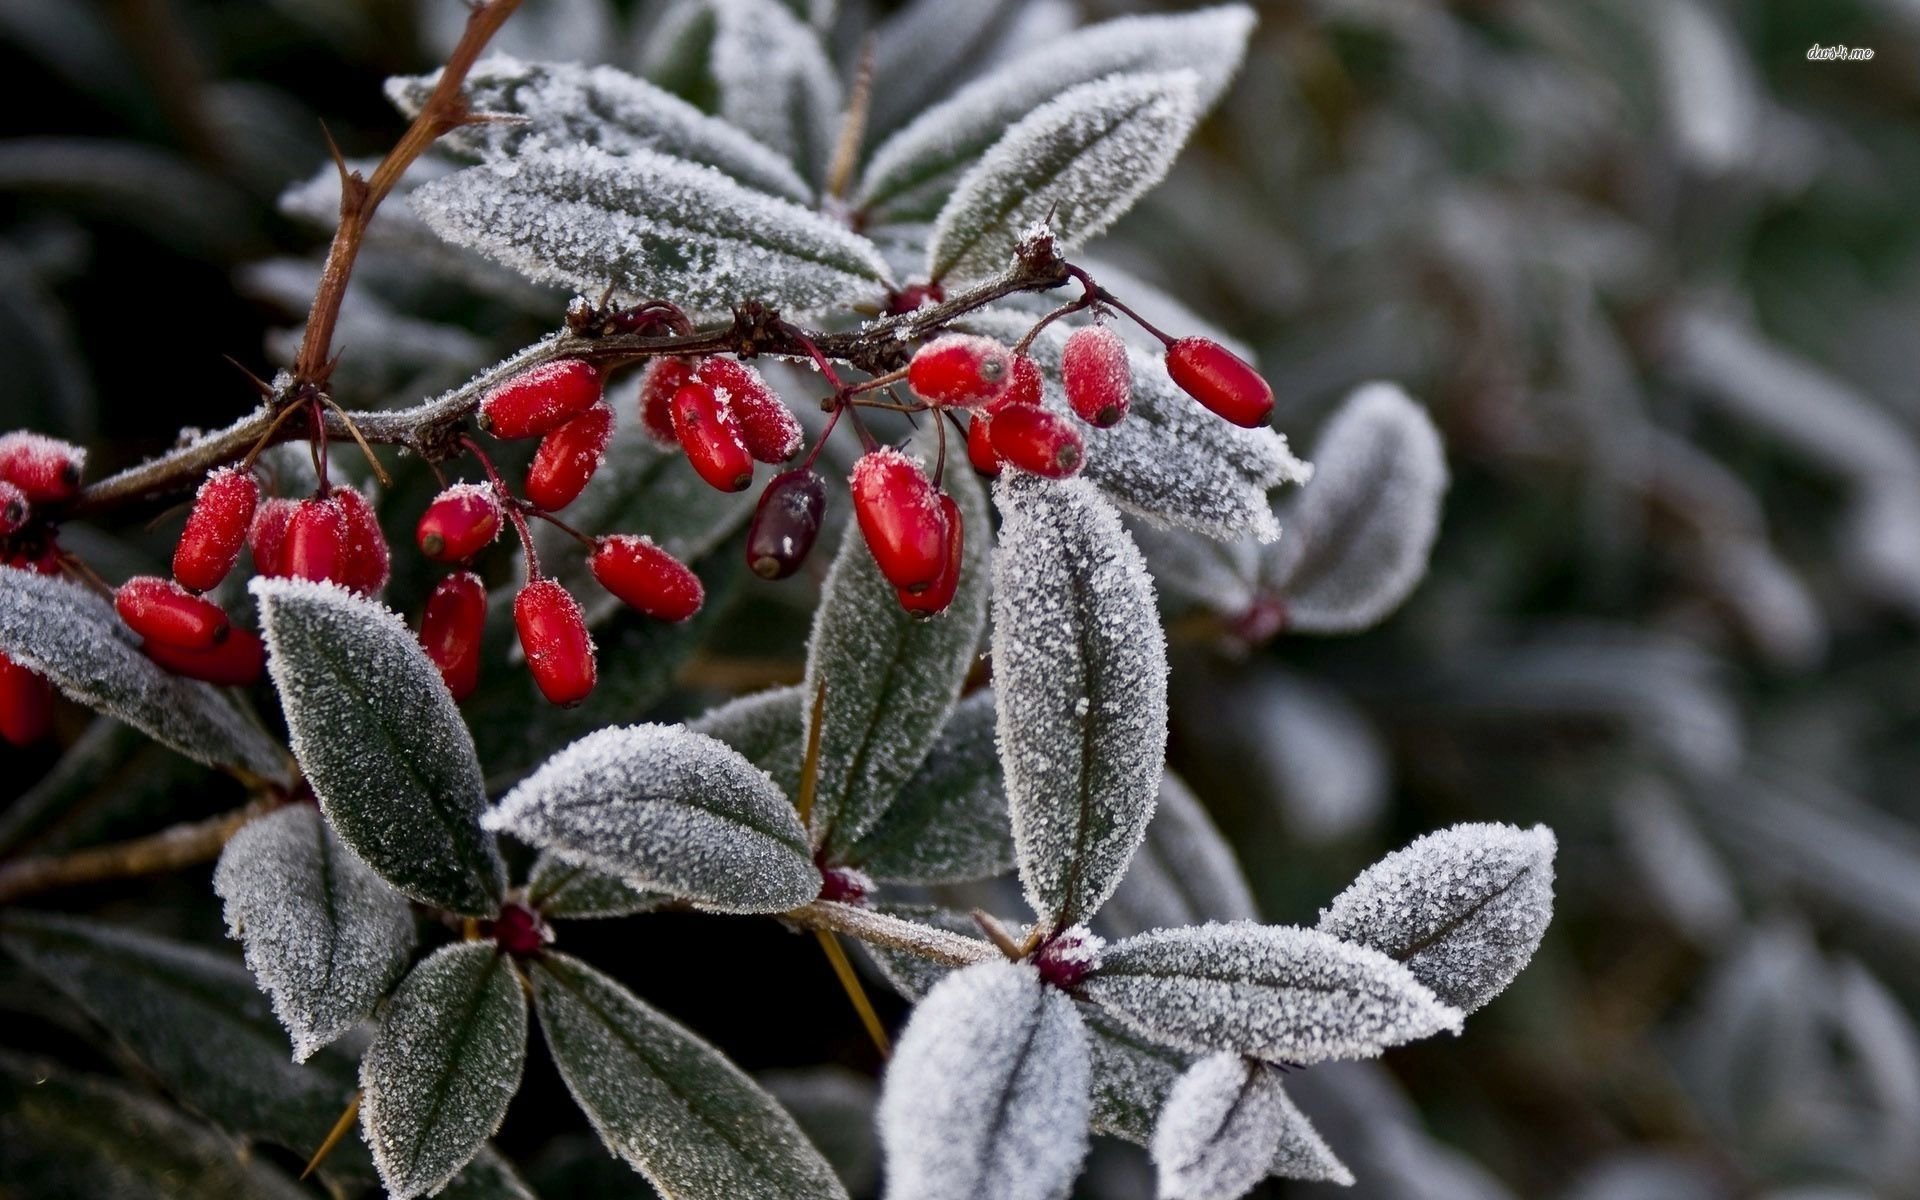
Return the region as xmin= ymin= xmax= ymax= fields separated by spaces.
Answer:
xmin=0 ymin=432 xmax=87 ymax=744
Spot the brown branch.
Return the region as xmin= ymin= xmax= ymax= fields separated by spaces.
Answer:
xmin=786 ymin=900 xmax=998 ymax=967
xmin=0 ymin=797 xmax=280 ymax=904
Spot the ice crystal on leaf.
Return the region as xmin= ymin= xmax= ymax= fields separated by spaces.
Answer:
xmin=387 ymin=56 xmax=812 ymax=202
xmin=530 ymin=952 xmax=849 ymax=1200
xmin=213 ymin=805 xmax=416 ymax=1062
xmin=1153 ymin=1053 xmax=1353 ymax=1198
xmin=878 ymin=960 xmax=1091 ymax=1200
xmin=1317 ymin=823 xmax=1557 ymax=1014
xmin=524 ymin=852 xmax=669 ymax=920
xmin=927 ymin=70 xmax=1203 ymax=283
xmin=687 ymin=684 xmax=805 ymax=795
xmin=1084 ymin=1004 xmax=1190 ymax=1144
xmin=360 ymin=942 xmax=528 ymax=1200
xmin=411 ymin=145 xmax=892 ymax=319
xmin=1265 ymin=383 xmax=1448 ymax=633
xmin=709 ymin=0 xmax=841 ymax=186
xmin=992 ymin=475 xmax=1167 ymax=931
xmin=1081 ymin=922 xmax=1463 ymax=1063
xmin=483 ymin=723 xmax=818 ymax=914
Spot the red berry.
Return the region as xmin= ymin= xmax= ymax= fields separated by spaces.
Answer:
xmin=525 ymin=403 xmax=614 ymax=511
xmin=989 ymin=405 xmax=1085 ymax=479
xmin=590 ymin=535 xmax=704 ymax=622
xmin=249 ymin=498 xmax=295 ymax=578
xmin=638 ymin=357 xmax=695 ymax=445
xmin=478 ymin=358 xmax=604 ymax=440
xmin=745 ymin=469 xmax=826 ymax=580
xmin=0 ymin=480 xmax=28 ymax=537
xmin=850 ymin=449 xmax=948 ymax=592
xmin=1165 ymin=337 xmax=1273 ymax=428
xmin=670 ymin=380 xmax=754 ymax=493
xmin=697 ymin=358 xmax=800 ymax=463
xmin=333 ymin=485 xmax=389 ymax=596
xmin=965 ymin=413 xmax=1001 ymax=478
xmin=1033 ymin=927 xmax=1103 ymax=991
xmin=907 ymin=334 xmax=1013 ymax=407
xmin=488 ymin=902 xmax=549 ymax=956
xmin=1062 ymin=325 xmax=1132 ymax=427
xmin=420 ymin=571 xmax=486 ymax=702
xmin=173 ymin=468 xmax=259 ymax=592
xmin=515 ymin=578 xmax=595 ymax=706
xmin=817 ymin=864 xmax=873 ymax=904
xmin=116 ymin=576 xmax=231 ymax=651
xmin=0 ymin=651 xmax=55 ymax=745
xmin=143 ymin=627 xmax=265 ymax=687
xmin=5 ymin=542 xmax=61 ymax=576
xmin=283 ymin=497 xmax=348 ymax=584
xmin=996 ymin=354 xmax=1044 ymax=411
xmin=0 ymin=432 xmax=84 ymax=503
xmin=416 ymin=484 xmax=502 ymax=563
xmin=897 ymin=495 xmax=963 ymax=619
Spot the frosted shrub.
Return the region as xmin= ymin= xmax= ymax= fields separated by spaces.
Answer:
xmin=0 ymin=2 xmax=1552 ymax=1198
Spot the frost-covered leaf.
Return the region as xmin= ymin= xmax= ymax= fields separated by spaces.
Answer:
xmin=806 ymin=456 xmax=989 ymax=858
xmin=860 ymin=904 xmax=987 ymax=1001
xmin=965 ymin=311 xmax=1307 ymax=541
xmin=1084 ymin=1005 xmax=1189 ymax=1144
xmin=412 ymin=146 xmax=891 ymax=318
xmin=255 ymin=578 xmax=504 ymax=916
xmin=1265 ymin=383 xmax=1447 ymax=634
xmin=927 ymin=71 xmax=1202 ymax=283
xmin=1317 ymin=823 xmax=1556 ymax=1014
xmin=689 ymin=684 xmax=806 ymax=795
xmin=867 ymin=0 xmax=1020 ymax=139
xmin=361 ymin=942 xmax=529 ymax=1200
xmin=858 ymin=5 xmax=1255 ymax=220
xmin=842 ymin=689 xmax=1013 ymax=885
xmin=709 ymin=0 xmax=840 ymax=186
xmin=213 ymin=804 xmax=416 ymax=1061
xmin=388 ymin=56 xmax=811 ymax=202
xmin=1127 ymin=518 xmax=1262 ymax=617
xmin=531 ymin=952 xmax=849 ymax=1200
xmin=0 ymin=567 xmax=289 ymax=781
xmin=1101 ymin=772 xmax=1258 ymax=939
xmin=484 ymin=723 xmax=818 ymax=914
xmin=526 ymin=852 xmax=670 ymax=920
xmin=1153 ymin=1054 xmax=1352 ymax=1198
xmin=1082 ymin=922 xmax=1462 ymax=1062
xmin=878 ymin=960 xmax=1091 ymax=1200
xmin=993 ymin=476 xmax=1167 ymax=930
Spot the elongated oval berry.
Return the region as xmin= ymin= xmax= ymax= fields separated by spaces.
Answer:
xmin=416 ymin=483 xmax=501 ymax=563
xmin=0 ymin=480 xmax=27 ymax=537
xmin=516 ymin=579 xmax=595 ymax=705
xmin=1165 ymin=337 xmax=1274 ymax=428
xmin=850 ymin=448 xmax=948 ymax=592
xmin=907 ymin=334 xmax=1012 ymax=407
xmin=745 ymin=469 xmax=827 ymax=580
xmin=996 ymin=353 xmax=1044 ymax=411
xmin=249 ymin=497 xmax=295 ymax=578
xmin=283 ymin=496 xmax=347 ymax=584
xmin=591 ymin=534 xmax=704 ymax=622
xmin=1062 ymin=325 xmax=1132 ymax=427
xmin=478 ymin=358 xmax=604 ymax=440
xmin=989 ymin=404 xmax=1085 ymax=479
xmin=333 ymin=485 xmax=389 ymax=595
xmin=897 ymin=495 xmax=963 ymax=619
xmin=143 ymin=627 xmax=265 ymax=687
xmin=670 ymin=380 xmax=754 ymax=493
xmin=0 ymin=431 xmax=84 ymax=503
xmin=697 ymin=358 xmax=801 ymax=463
xmin=420 ymin=571 xmax=486 ymax=702
xmin=966 ymin=414 xmax=1001 ymax=478
xmin=0 ymin=651 xmax=55 ymax=745
xmin=525 ymin=403 xmax=614 ymax=511
xmin=173 ymin=468 xmax=259 ymax=592
xmin=638 ymin=357 xmax=695 ymax=445
xmin=116 ymin=576 xmax=230 ymax=650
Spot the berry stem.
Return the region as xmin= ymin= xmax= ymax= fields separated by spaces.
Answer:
xmin=461 ymin=435 xmax=541 ymax=578
xmin=528 ymin=507 xmax=600 ymax=551
xmin=1016 ymin=266 xmax=1103 ymax=354
xmin=320 ymin=396 xmax=394 ymax=488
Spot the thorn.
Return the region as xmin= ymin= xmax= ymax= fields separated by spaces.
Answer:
xmin=302 ymin=1090 xmax=361 ymax=1179
xmin=222 ymin=355 xmax=275 ymax=398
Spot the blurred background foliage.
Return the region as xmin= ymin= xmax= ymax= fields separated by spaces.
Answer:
xmin=4 ymin=0 xmax=1920 ymax=1197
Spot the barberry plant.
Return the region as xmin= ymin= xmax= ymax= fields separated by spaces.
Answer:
xmin=0 ymin=3 xmax=1554 ymax=1198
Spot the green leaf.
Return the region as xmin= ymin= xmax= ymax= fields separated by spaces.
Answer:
xmin=361 ymin=942 xmax=530 ymax=1200
xmin=688 ymin=684 xmax=806 ymax=796
xmin=842 ymin=689 xmax=1012 ymax=884
xmin=926 ymin=70 xmax=1203 ymax=283
xmin=412 ymin=146 xmax=892 ymax=319
xmin=485 ymin=723 xmax=819 ymax=914
xmin=709 ymin=0 xmax=841 ymax=187
xmin=805 ymin=450 xmax=990 ymax=859
xmin=0 ymin=567 xmax=290 ymax=782
xmin=527 ymin=852 xmax=670 ymax=920
xmin=213 ymin=804 xmax=417 ymax=1060
xmin=1082 ymin=1004 xmax=1188 ymax=1145
xmin=254 ymin=578 xmax=505 ymax=916
xmin=0 ymin=1052 xmax=310 ymax=1200
xmin=531 ymin=952 xmax=850 ymax=1200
